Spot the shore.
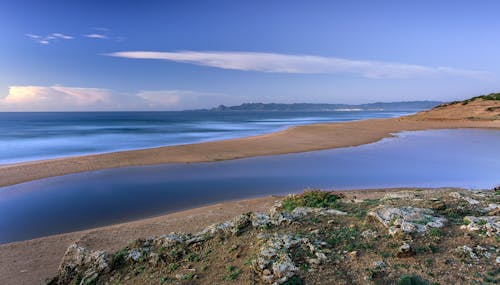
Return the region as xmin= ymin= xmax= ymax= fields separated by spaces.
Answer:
xmin=0 ymin=188 xmax=461 ymax=285
xmin=1 ymin=116 xmax=500 ymax=187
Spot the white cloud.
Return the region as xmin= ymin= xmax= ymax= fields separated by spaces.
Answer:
xmin=107 ymin=50 xmax=492 ymax=79
xmin=84 ymin=33 xmax=108 ymax=39
xmin=0 ymin=85 xmax=234 ymax=111
xmin=26 ymin=33 xmax=73 ymax=45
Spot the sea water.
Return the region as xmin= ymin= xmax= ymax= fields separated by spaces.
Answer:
xmin=0 ymin=110 xmax=410 ymax=164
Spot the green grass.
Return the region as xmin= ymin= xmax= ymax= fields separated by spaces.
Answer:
xmin=112 ymin=248 xmax=128 ymax=267
xmin=224 ymin=265 xmax=242 ymax=281
xmin=186 ymin=252 xmax=200 ymax=262
xmin=282 ymin=190 xmax=343 ymax=212
xmin=428 ymin=228 xmax=443 ymax=237
xmin=397 ymin=274 xmax=430 ymax=285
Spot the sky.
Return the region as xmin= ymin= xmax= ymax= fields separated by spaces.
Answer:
xmin=0 ymin=0 xmax=499 ymax=111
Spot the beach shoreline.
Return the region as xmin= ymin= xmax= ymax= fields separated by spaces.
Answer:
xmin=1 ymin=116 xmax=499 ymax=188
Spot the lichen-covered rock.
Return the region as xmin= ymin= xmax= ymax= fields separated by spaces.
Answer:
xmin=289 ymin=207 xmax=346 ymax=220
xmin=368 ymin=206 xmax=446 ymax=236
xmin=396 ymin=242 xmax=415 ymax=258
xmin=127 ymin=249 xmax=142 ymax=262
xmin=454 ymin=245 xmax=478 ymax=260
xmin=252 ymin=212 xmax=273 ymax=227
xmin=461 ymin=216 xmax=500 ymax=237
xmin=382 ymin=191 xmax=416 ymax=200
xmin=483 ymin=203 xmax=500 ymax=215
xmin=361 ymin=229 xmax=378 ymax=239
xmin=55 ymin=244 xmax=110 ymax=285
xmin=253 ymin=233 xmax=327 ymax=284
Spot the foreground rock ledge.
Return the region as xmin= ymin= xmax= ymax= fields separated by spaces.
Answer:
xmin=47 ymin=189 xmax=500 ymax=285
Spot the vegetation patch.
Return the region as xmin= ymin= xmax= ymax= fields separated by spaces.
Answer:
xmin=282 ymin=189 xmax=344 ymax=212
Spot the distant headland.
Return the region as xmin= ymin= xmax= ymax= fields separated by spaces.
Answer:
xmin=204 ymin=101 xmax=442 ymax=112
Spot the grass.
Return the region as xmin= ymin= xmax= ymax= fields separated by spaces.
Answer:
xmin=282 ymin=189 xmax=343 ymax=212
xmin=167 ymin=263 xmax=179 ymax=272
xmin=112 ymin=248 xmax=128 ymax=267
xmin=428 ymin=228 xmax=443 ymax=237
xmin=186 ymin=252 xmax=200 ymax=262
xmin=397 ymin=274 xmax=430 ymax=285
xmin=224 ymin=265 xmax=242 ymax=281
xmin=283 ymin=275 xmax=304 ymax=285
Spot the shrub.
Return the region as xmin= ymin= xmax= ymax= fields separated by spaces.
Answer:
xmin=282 ymin=189 xmax=343 ymax=212
xmin=397 ymin=275 xmax=430 ymax=285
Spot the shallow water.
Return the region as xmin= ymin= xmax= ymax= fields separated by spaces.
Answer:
xmin=0 ymin=110 xmax=410 ymax=164
xmin=0 ymin=129 xmax=499 ymax=243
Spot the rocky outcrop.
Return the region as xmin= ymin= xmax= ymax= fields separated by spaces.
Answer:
xmin=368 ymin=206 xmax=446 ymax=236
xmin=50 ymin=201 xmax=346 ymax=285
xmin=50 ymin=244 xmax=110 ymax=285
xmin=461 ymin=216 xmax=500 ymax=237
xmin=253 ymin=233 xmax=328 ymax=284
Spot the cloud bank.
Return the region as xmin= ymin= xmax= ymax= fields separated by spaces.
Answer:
xmin=0 ymin=85 xmax=232 ymax=111
xmin=107 ymin=50 xmax=491 ymax=79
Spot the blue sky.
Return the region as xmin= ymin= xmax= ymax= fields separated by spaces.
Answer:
xmin=0 ymin=0 xmax=499 ymax=111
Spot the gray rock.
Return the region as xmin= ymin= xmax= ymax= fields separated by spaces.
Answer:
xmin=56 ymin=244 xmax=110 ymax=285
xmin=396 ymin=242 xmax=414 ymax=258
xmin=461 ymin=216 xmax=500 ymax=237
xmin=368 ymin=206 xmax=447 ymax=236
xmin=127 ymin=249 xmax=142 ymax=262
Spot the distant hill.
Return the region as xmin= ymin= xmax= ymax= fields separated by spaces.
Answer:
xmin=408 ymin=93 xmax=500 ymax=121
xmin=206 ymin=101 xmax=442 ymax=112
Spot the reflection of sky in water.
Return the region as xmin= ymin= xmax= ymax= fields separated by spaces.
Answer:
xmin=1 ymin=129 xmax=499 ymax=243
xmin=0 ymin=110 xmax=409 ymax=164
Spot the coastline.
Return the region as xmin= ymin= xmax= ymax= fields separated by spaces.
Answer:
xmin=0 ymin=187 xmax=468 ymax=285
xmin=1 ymin=116 xmax=500 ymax=188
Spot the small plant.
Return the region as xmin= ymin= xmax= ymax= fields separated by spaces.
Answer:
xmin=283 ymin=275 xmax=304 ymax=285
xmin=112 ymin=248 xmax=128 ymax=267
xmin=167 ymin=263 xmax=179 ymax=272
xmin=397 ymin=274 xmax=430 ymax=285
xmin=182 ymin=272 xmax=195 ymax=280
xmin=477 ymin=219 xmax=487 ymax=226
xmin=186 ymin=252 xmax=200 ymax=262
xmin=282 ymin=190 xmax=343 ymax=212
xmin=428 ymin=244 xmax=439 ymax=253
xmin=428 ymin=228 xmax=443 ymax=237
xmin=225 ymin=265 xmax=242 ymax=281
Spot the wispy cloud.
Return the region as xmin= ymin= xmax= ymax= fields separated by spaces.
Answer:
xmin=107 ymin=50 xmax=492 ymax=80
xmin=0 ymin=85 xmax=234 ymax=111
xmin=26 ymin=33 xmax=73 ymax=45
xmin=26 ymin=28 xmax=123 ymax=44
xmin=83 ymin=33 xmax=108 ymax=39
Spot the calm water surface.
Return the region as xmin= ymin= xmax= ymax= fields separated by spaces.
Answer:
xmin=0 ymin=129 xmax=499 ymax=243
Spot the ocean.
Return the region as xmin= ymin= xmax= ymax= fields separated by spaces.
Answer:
xmin=0 ymin=110 xmax=411 ymax=164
